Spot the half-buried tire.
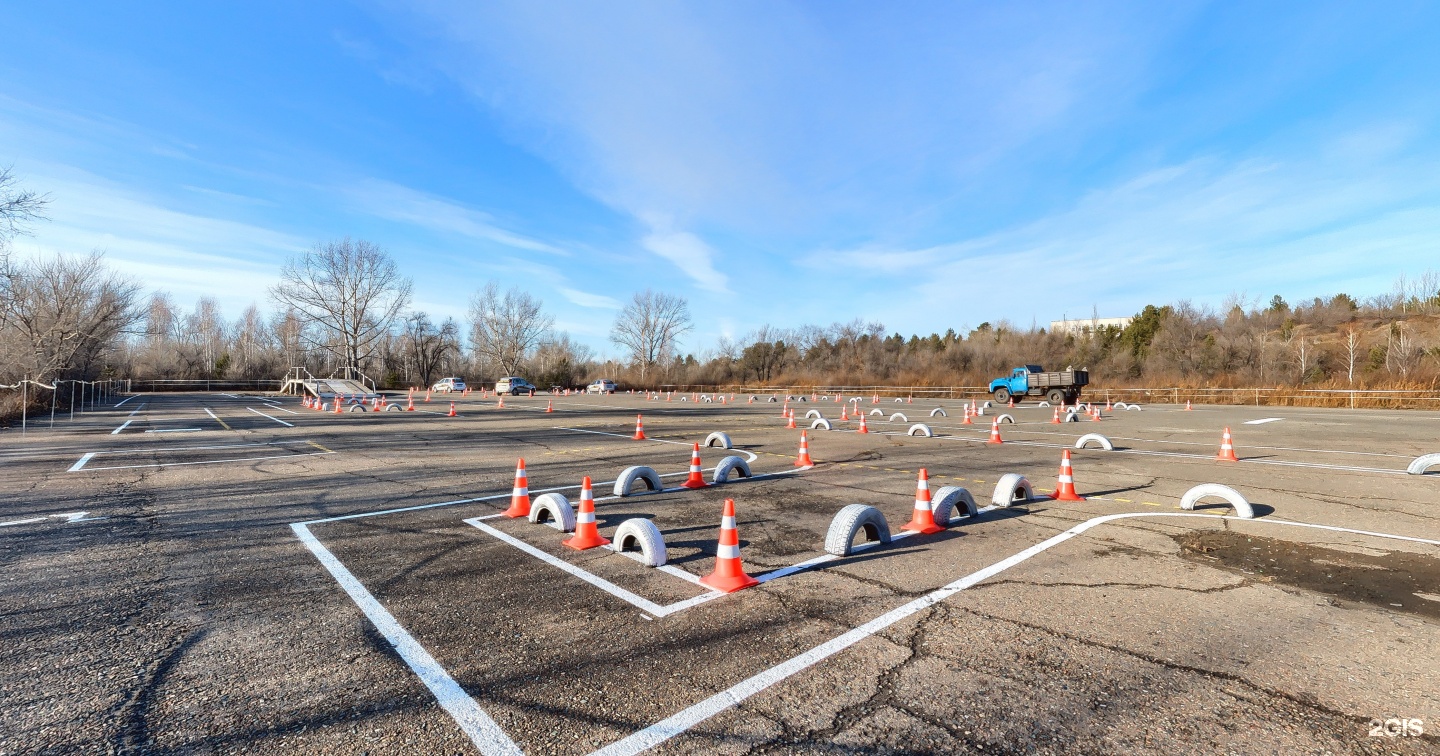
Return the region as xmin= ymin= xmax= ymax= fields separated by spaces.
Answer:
xmin=811 ymin=418 xmax=833 ymax=431
xmin=932 ymin=486 xmax=978 ymax=524
xmin=907 ymin=423 xmax=932 ymax=437
xmin=704 ymin=431 xmax=733 ymax=449
xmin=712 ymin=455 xmax=752 ymax=484
xmin=824 ymin=504 xmax=892 ymax=556
xmin=930 ymin=407 xmax=947 ymax=417
xmin=528 ymin=493 xmax=576 ymax=532
xmin=613 ymin=518 xmax=667 ymax=567
xmin=613 ymin=465 xmax=663 ymax=497
xmin=991 ymin=473 xmax=1033 ymax=507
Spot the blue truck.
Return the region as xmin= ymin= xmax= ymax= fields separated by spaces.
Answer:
xmin=987 ymin=365 xmax=1088 ymax=405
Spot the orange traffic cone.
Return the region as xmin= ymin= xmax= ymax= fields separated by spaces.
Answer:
xmin=425 ymin=389 xmax=431 ymax=403
xmin=1104 ymin=399 xmax=1112 ymax=411
xmin=840 ymin=406 xmax=849 ymax=421
xmin=1185 ymin=400 xmax=1192 ymax=411
xmin=987 ymin=417 xmax=1002 ymax=444
xmin=699 ymin=499 xmax=758 ymax=593
xmin=562 ymin=477 xmax=610 ymax=550
xmin=633 ymin=414 xmax=646 ymax=440
xmin=681 ymin=443 xmax=708 ymax=488
xmin=496 ymin=395 xmax=505 ymax=409
xmin=1090 ymin=406 xmax=1101 ymax=421
xmin=1050 ymin=449 xmax=1085 ymax=501
xmin=334 ymin=397 xmax=343 ymax=414
xmin=906 ymin=395 xmax=913 ymax=404
xmin=857 ymin=413 xmax=869 ymax=434
xmin=447 ymin=401 xmax=457 ymax=417
xmin=1050 ymin=407 xmax=1061 ymax=424
xmin=747 ymin=395 xmax=754 ymax=404
xmin=785 ymin=409 xmax=796 ymax=429
xmin=1007 ymin=397 xmax=1015 ymax=408
xmin=503 ymin=459 xmax=531 ymax=517
xmin=545 ymin=399 xmax=554 ymax=413
xmin=1216 ymin=427 xmax=1239 ymax=462
xmin=795 ymin=431 xmax=814 ymax=467
xmin=781 ymin=400 xmax=789 ymax=418
xmin=901 ymin=468 xmax=944 ymax=534
xmin=406 ymin=395 xmax=415 ymax=411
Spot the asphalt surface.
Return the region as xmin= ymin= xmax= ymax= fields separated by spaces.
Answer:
xmin=2 ymin=390 xmax=1438 ymax=755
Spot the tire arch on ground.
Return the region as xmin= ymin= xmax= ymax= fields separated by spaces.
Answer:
xmin=932 ymin=486 xmax=978 ymax=524
xmin=613 ymin=518 xmax=668 ymax=567
xmin=613 ymin=465 xmax=663 ymax=497
xmin=996 ymin=413 xmax=1015 ymax=424
xmin=824 ymin=504 xmax=892 ymax=556
xmin=1406 ymin=453 xmax=1440 ymax=475
xmin=889 ymin=412 xmax=908 ymax=423
xmin=805 ymin=409 xmax=824 ymax=419
xmin=930 ymin=408 xmax=947 ymax=417
xmin=528 ymin=493 xmax=576 ymax=532
xmin=704 ymin=431 xmax=733 ymax=449
xmin=1180 ymin=484 xmax=1255 ymax=519
xmin=811 ymin=418 xmax=833 ymax=431
xmin=1074 ymin=433 xmax=1114 ymax=451
xmin=991 ymin=473 xmax=1033 ymax=507
xmin=712 ymin=455 xmax=752 ymax=484
xmin=907 ymin=423 xmax=932 ymax=437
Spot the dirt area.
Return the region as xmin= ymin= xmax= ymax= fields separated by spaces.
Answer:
xmin=1176 ymin=530 xmax=1440 ymax=621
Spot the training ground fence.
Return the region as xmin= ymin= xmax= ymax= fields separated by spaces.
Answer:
xmin=0 ymin=378 xmax=130 ymax=434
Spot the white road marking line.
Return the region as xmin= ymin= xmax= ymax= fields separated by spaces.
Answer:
xmin=0 ymin=517 xmax=47 ymax=527
xmin=1244 ymin=417 xmax=1283 ymax=425
xmin=114 ymin=395 xmax=140 ymax=407
xmin=589 ymin=511 xmax=1440 ymax=756
xmin=68 ymin=453 xmax=96 ymax=472
xmin=80 ymin=451 xmax=334 ymax=472
xmin=111 ymin=420 xmax=133 ymax=435
xmin=247 ymin=407 xmax=294 ymax=427
xmin=267 ymin=405 xmax=300 ymax=415
xmin=291 ymin=523 xmax=523 ymax=756
xmin=92 ymin=441 xmax=273 ymax=455
xmin=144 ymin=428 xmax=202 ymax=433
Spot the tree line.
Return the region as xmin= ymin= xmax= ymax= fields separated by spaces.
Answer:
xmin=3 ymin=169 xmax=1439 ymax=410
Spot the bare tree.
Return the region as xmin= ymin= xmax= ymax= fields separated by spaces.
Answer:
xmin=0 ymin=252 xmax=142 ymax=380
xmin=269 ymin=238 xmax=412 ymax=371
xmin=403 ymin=311 xmax=460 ymax=386
xmin=469 ymin=282 xmax=553 ymax=376
xmin=0 ymin=166 xmax=49 ymax=247
xmin=610 ymin=289 xmax=692 ymax=382
xmin=1342 ymin=324 xmax=1362 ymax=385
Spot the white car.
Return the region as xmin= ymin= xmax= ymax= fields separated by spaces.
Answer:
xmin=587 ymin=379 xmax=617 ymax=394
xmin=431 ymin=377 xmax=466 ymax=393
xmin=496 ymin=376 xmax=537 ymax=396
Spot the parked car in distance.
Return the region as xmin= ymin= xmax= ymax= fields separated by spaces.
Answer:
xmin=495 ymin=376 xmax=537 ymax=396
xmin=587 ymin=379 xmax=617 ymax=394
xmin=431 ymin=377 xmax=466 ymax=393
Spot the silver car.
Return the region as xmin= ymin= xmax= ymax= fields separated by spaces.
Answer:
xmin=587 ymin=379 xmax=617 ymax=394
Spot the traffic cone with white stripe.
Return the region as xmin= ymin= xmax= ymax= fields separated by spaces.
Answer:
xmin=699 ymin=499 xmax=758 ymax=593
xmin=496 ymin=395 xmax=505 ymax=409
xmin=1007 ymin=397 xmax=1015 ymax=408
xmin=901 ymin=468 xmax=944 ymax=534
xmin=1051 ymin=407 xmax=1061 ymax=424
xmin=562 ymin=477 xmax=609 ymax=550
xmin=1185 ymin=400 xmax=1192 ymax=411
xmin=962 ymin=404 xmax=974 ymax=425
xmin=1050 ymin=449 xmax=1085 ymax=501
xmin=545 ymin=399 xmax=553 ymax=413
xmin=681 ymin=443 xmax=708 ymax=488
xmin=786 ymin=409 xmax=796 ymax=429
xmin=1104 ymin=399 xmax=1112 ymax=411
xmin=1216 ymin=427 xmax=1239 ymax=462
xmin=425 ymin=389 xmax=431 ymax=403
xmin=406 ymin=394 xmax=415 ymax=411
xmin=795 ymin=431 xmax=814 ymax=467
xmin=1090 ymin=406 xmax=1102 ymax=421
xmin=840 ymin=406 xmax=849 ymax=421
xmin=987 ymin=417 xmax=1002 ymax=444
xmin=633 ymin=414 xmax=646 ymax=440
xmin=447 ymin=401 xmax=457 ymax=417
xmin=857 ymin=413 xmax=869 ymax=434
xmin=503 ymin=459 xmax=531 ymax=517
xmin=781 ymin=400 xmax=789 ymax=418
xmin=334 ymin=397 xmax=343 ymax=414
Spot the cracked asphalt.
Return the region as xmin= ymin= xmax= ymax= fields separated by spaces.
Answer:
xmin=1 ymin=391 xmax=1438 ymax=754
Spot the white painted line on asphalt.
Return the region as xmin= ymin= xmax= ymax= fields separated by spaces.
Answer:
xmin=247 ymin=407 xmax=294 ymax=427
xmin=144 ymin=428 xmax=202 ymax=433
xmin=68 ymin=453 xmax=96 ymax=472
xmin=114 ymin=395 xmax=140 ymax=407
xmin=292 ymin=523 xmax=523 ymax=756
xmin=588 ymin=511 xmax=1440 ymax=756
xmin=1244 ymin=418 xmax=1283 ymax=425
xmin=0 ymin=517 xmax=47 ymax=527
xmin=128 ymin=407 xmax=142 ymax=416
xmin=111 ymin=420 xmax=133 ymax=435
xmin=267 ymin=405 xmax=300 ymax=415
xmin=94 ymin=442 xmax=272 ymax=455
xmin=80 ymin=451 xmax=334 ymax=472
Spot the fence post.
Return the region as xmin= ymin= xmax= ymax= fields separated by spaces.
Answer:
xmin=70 ymin=382 xmax=75 ymax=420
xmin=49 ymin=383 xmax=56 ymax=429
xmin=21 ymin=377 xmax=27 ymax=435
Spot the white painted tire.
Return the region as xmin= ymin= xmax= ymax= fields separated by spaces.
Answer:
xmin=1074 ymin=433 xmax=1114 ymax=451
xmin=824 ymin=504 xmax=892 ymax=556
xmin=385 ymin=404 xmax=402 ymax=412
xmin=982 ymin=401 xmax=992 ymax=409
xmin=1113 ymin=402 xmax=1128 ymax=409
xmin=805 ymin=409 xmax=823 ymax=419
xmin=996 ymin=413 xmax=1015 ymax=424
xmin=348 ymin=404 xmax=367 ymax=412
xmin=811 ymin=418 xmax=833 ymax=431
xmin=894 ymin=398 xmax=903 ymax=403
xmin=1063 ymin=411 xmax=1079 ymax=423
xmin=1180 ymin=484 xmax=1254 ymax=519
xmin=932 ymin=486 xmax=978 ymax=524
xmin=1038 ymin=401 xmax=1050 ymax=407
xmin=704 ymin=431 xmax=733 ymax=449
xmin=767 ymin=396 xmax=778 ymax=402
xmin=1126 ymin=404 xmax=1142 ymax=411
xmin=889 ymin=413 xmax=908 ymax=423
xmin=703 ymin=396 xmax=712 ymax=403
xmin=1406 ymin=453 xmax=1440 ymax=474
xmin=869 ymin=409 xmax=883 ymax=417
xmin=528 ymin=493 xmax=576 ymax=532
xmin=614 ymin=466 xmax=663 ymax=497
xmin=712 ymin=455 xmax=752 ymax=484
xmin=907 ymin=423 xmax=932 ymax=437
xmin=992 ymin=473 xmax=1033 ymax=507
xmin=930 ymin=408 xmax=947 ymax=417
xmin=613 ymin=518 xmax=668 ymax=567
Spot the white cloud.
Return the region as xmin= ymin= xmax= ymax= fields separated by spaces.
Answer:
xmin=639 ymin=216 xmax=730 ymax=294
xmin=341 ymin=177 xmax=566 ymax=255
xmin=559 ymin=287 xmax=621 ymax=309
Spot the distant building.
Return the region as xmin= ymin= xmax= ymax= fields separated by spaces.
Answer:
xmin=1049 ymin=317 xmax=1132 ymax=334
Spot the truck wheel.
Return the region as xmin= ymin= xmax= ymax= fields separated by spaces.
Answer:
xmin=993 ymin=388 xmax=1011 ymax=404
xmin=1047 ymin=389 xmax=1066 ymax=405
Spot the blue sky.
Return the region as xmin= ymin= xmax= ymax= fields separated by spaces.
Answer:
xmin=4 ymin=1 xmax=1440 ymax=356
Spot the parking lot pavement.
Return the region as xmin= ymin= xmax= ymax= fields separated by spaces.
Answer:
xmin=2 ymin=391 xmax=1437 ymax=754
